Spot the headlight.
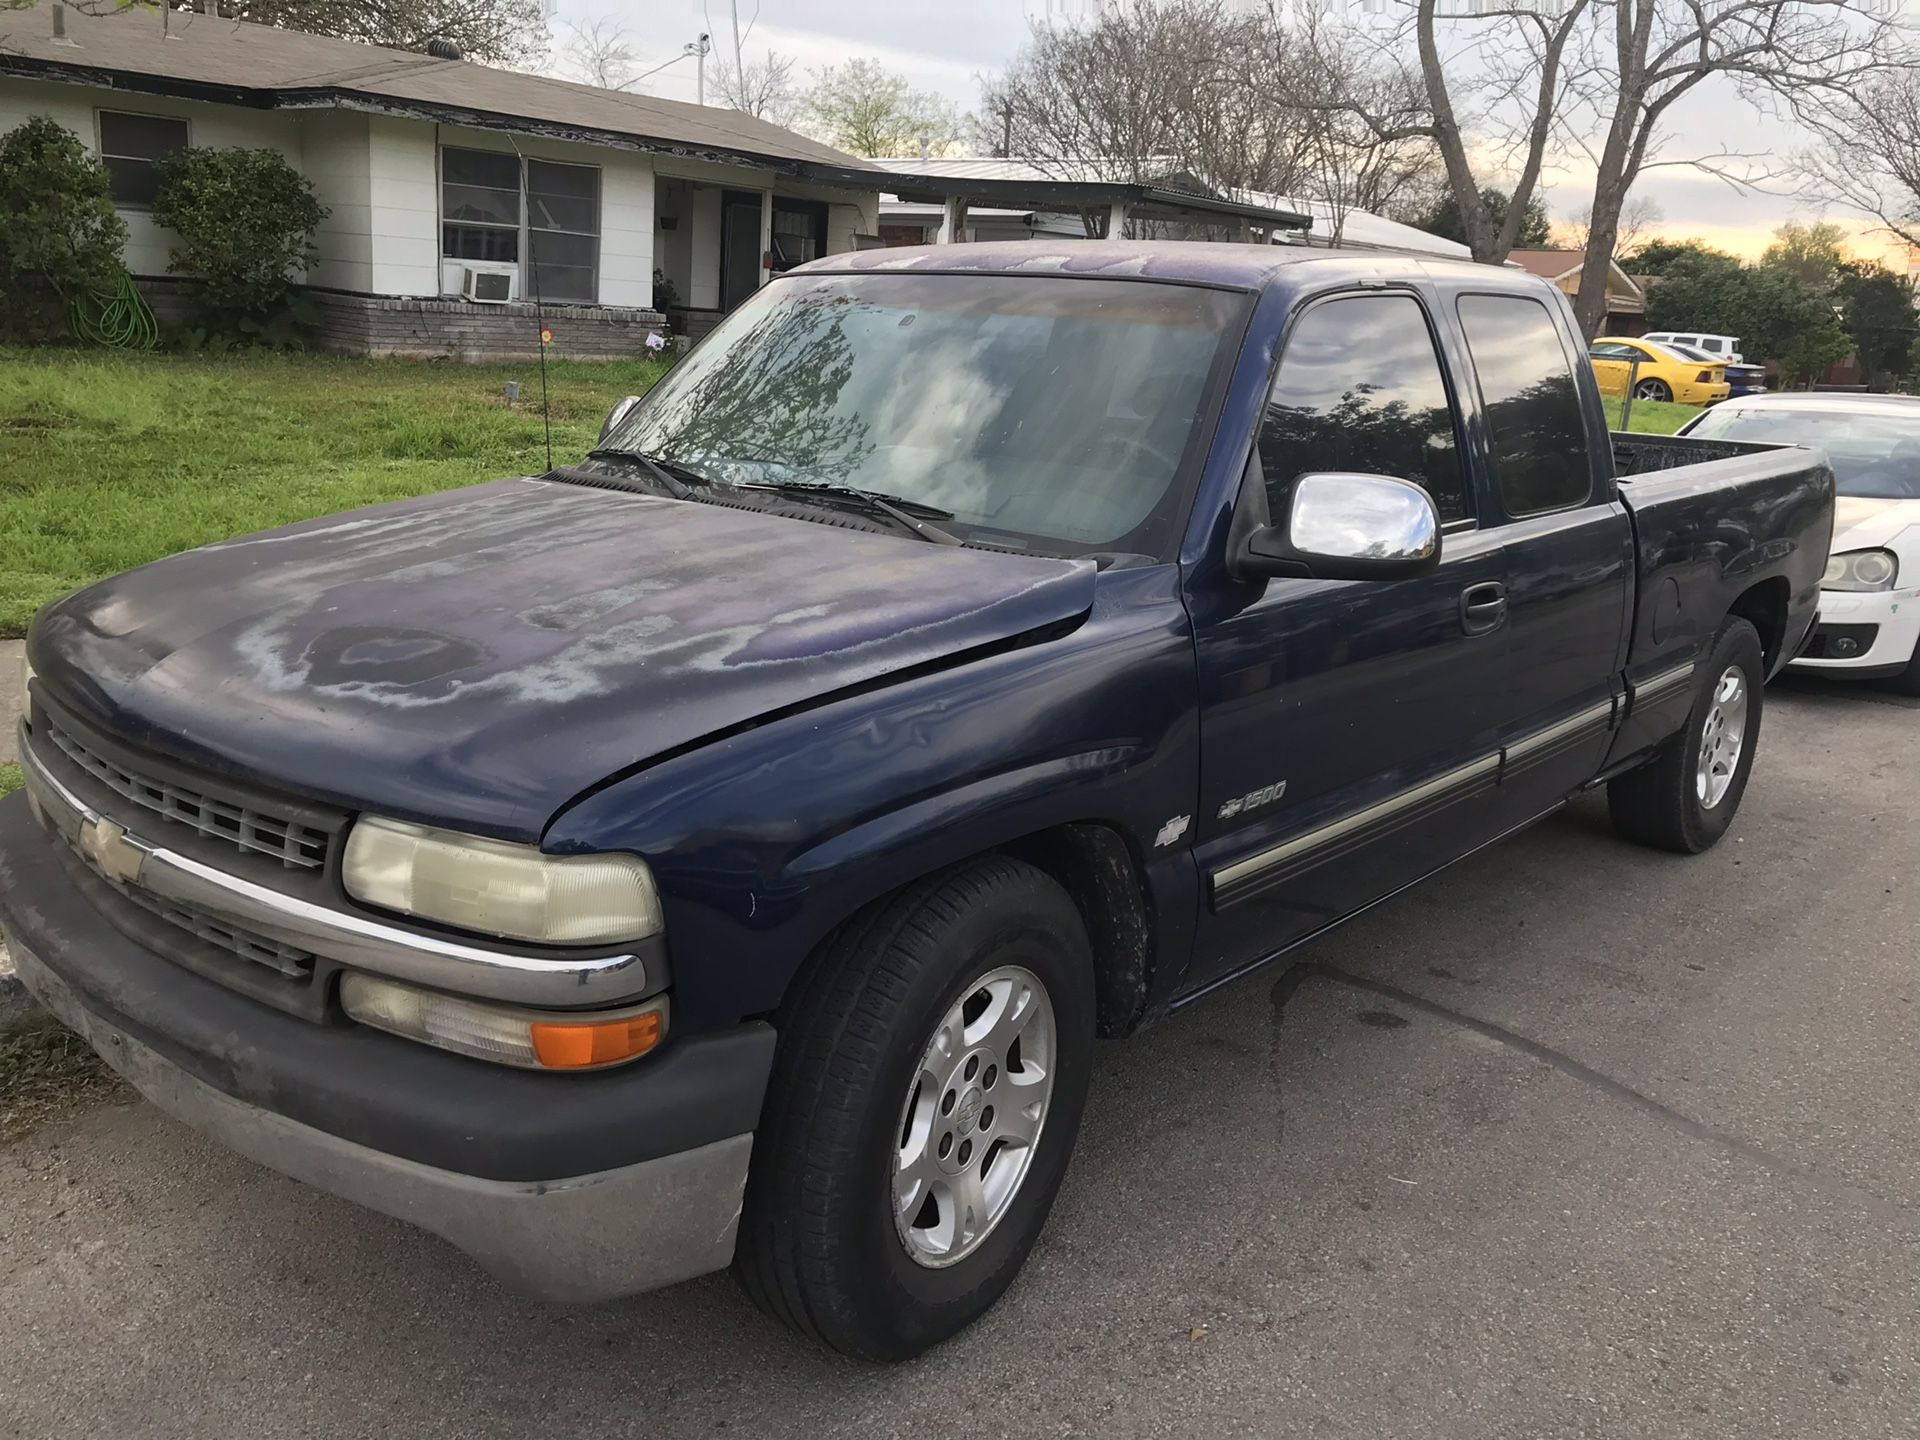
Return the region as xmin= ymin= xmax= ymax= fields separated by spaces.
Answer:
xmin=19 ymin=648 xmax=33 ymax=725
xmin=1822 ymin=549 xmax=1899 ymax=592
xmin=342 ymin=815 xmax=662 ymax=946
xmin=340 ymin=973 xmax=667 ymax=1070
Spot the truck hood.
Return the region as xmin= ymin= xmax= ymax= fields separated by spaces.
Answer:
xmin=31 ymin=478 xmax=1096 ymax=839
xmin=1832 ymin=495 xmax=1920 ymax=558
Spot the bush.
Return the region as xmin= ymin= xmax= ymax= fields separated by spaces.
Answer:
xmin=0 ymin=116 xmax=129 ymax=341
xmin=153 ymin=147 xmax=326 ymax=341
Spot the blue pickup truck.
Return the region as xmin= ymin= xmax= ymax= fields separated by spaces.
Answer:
xmin=1 ymin=243 xmax=1831 ymax=1360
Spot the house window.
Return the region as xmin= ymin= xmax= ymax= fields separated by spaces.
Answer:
xmin=441 ymin=147 xmax=522 ymax=266
xmin=440 ymin=147 xmax=601 ymax=303
xmin=526 ymin=160 xmax=599 ymax=304
xmin=98 ymin=111 xmax=189 ymax=207
xmin=771 ymin=200 xmax=828 ymax=272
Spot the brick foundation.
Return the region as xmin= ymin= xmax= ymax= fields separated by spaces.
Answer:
xmin=131 ymin=278 xmax=666 ymax=361
xmin=307 ymin=292 xmax=668 ymax=362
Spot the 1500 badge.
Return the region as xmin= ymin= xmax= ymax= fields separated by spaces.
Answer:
xmin=1217 ymin=781 xmax=1287 ymax=820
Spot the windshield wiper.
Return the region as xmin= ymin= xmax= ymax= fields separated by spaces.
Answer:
xmin=585 ymin=448 xmax=715 ymax=498
xmin=738 ymin=481 xmax=964 ymax=546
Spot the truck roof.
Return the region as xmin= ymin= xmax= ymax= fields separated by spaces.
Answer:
xmin=802 ymin=238 xmax=1526 ymax=293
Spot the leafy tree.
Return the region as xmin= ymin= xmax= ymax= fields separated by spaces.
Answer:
xmin=1625 ymin=238 xmax=1732 ymax=275
xmin=1835 ymin=261 xmax=1919 ymax=390
xmin=1413 ymin=187 xmax=1549 ymax=248
xmin=0 ymin=115 xmax=129 ymax=341
xmin=226 ymin=0 xmax=547 ymax=67
xmin=805 ymin=59 xmax=959 ymax=158
xmin=1642 ymin=242 xmax=1850 ymax=386
xmin=154 ymin=147 xmax=327 ymax=342
xmin=1760 ymin=221 xmax=1849 ymax=296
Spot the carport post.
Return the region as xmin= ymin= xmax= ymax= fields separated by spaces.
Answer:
xmin=936 ymin=195 xmax=969 ymax=244
xmin=1106 ymin=200 xmax=1128 ymax=240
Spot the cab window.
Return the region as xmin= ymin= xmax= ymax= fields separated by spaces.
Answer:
xmin=1458 ymin=294 xmax=1593 ymax=516
xmin=1257 ymin=294 xmax=1469 ymax=524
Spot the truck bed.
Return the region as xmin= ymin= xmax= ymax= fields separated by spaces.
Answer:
xmin=1604 ymin=433 xmax=1834 ymax=764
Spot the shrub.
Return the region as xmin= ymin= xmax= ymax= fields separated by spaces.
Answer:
xmin=0 ymin=116 xmax=129 ymax=341
xmin=153 ymin=146 xmax=326 ymax=341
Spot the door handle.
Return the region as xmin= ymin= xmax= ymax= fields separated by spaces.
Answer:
xmin=1459 ymin=581 xmax=1507 ymax=636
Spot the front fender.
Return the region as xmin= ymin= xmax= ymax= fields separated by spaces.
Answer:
xmin=542 ymin=566 xmax=1201 ymax=1032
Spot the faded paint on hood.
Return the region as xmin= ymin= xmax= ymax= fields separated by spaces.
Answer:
xmin=31 ymin=478 xmax=1096 ymax=839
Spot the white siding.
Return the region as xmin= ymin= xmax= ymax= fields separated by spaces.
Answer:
xmin=0 ymin=78 xmax=302 ymax=279
xmin=298 ymin=110 xmax=372 ymax=292
xmin=368 ymin=115 xmax=440 ymax=297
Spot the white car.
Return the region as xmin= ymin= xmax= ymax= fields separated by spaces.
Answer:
xmin=1643 ymin=330 xmax=1744 ymax=364
xmin=1680 ymin=393 xmax=1920 ymax=693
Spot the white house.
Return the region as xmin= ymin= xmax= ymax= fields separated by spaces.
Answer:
xmin=0 ymin=0 xmax=885 ymax=358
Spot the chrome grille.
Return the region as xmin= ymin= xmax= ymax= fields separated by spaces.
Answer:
xmin=45 ymin=720 xmax=331 ymax=871
xmin=111 ymin=879 xmax=317 ymax=980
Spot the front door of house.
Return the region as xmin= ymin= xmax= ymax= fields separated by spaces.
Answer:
xmin=720 ymin=191 xmax=764 ymax=310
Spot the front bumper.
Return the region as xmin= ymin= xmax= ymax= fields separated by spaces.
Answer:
xmin=0 ymin=792 xmax=776 ymax=1302
xmin=1789 ymin=588 xmax=1920 ymax=678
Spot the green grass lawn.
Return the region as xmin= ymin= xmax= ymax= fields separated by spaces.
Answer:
xmin=0 ymin=349 xmax=671 ymax=636
xmin=1603 ymin=395 xmax=1698 ymax=435
xmin=0 ymin=762 xmax=19 ymax=798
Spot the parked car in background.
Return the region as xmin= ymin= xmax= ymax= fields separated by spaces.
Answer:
xmin=1590 ymin=336 xmax=1732 ymax=406
xmin=1681 ymin=393 xmax=1920 ymax=693
xmin=1644 ymin=331 xmax=1745 ymax=364
xmin=1 ymin=244 xmax=1833 ymax=1360
xmin=1665 ymin=341 xmax=1768 ymax=398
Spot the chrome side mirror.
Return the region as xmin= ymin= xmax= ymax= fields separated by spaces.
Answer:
xmin=1237 ymin=472 xmax=1441 ymax=581
xmin=599 ymin=395 xmax=644 ymax=445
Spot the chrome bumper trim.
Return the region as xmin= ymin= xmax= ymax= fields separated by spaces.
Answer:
xmin=17 ymin=725 xmax=649 ymax=1007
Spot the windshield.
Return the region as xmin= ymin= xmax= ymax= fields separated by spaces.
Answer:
xmin=602 ymin=272 xmax=1248 ymax=557
xmin=1685 ymin=405 xmax=1920 ymax=499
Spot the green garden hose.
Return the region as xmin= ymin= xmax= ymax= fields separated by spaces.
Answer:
xmin=69 ymin=271 xmax=159 ymax=350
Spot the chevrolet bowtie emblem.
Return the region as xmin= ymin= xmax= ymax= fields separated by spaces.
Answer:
xmin=80 ymin=817 xmax=146 ymax=886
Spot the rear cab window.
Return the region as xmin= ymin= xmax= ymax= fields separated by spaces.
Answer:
xmin=1257 ymin=293 xmax=1470 ymax=526
xmin=1457 ymin=294 xmax=1594 ymax=517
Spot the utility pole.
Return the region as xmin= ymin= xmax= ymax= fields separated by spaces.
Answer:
xmin=1000 ymin=99 xmax=1014 ymax=158
xmin=689 ymin=31 xmax=712 ymax=105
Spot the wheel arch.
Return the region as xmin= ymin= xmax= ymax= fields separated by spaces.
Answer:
xmin=1727 ymin=575 xmax=1790 ymax=668
xmin=785 ymin=820 xmax=1160 ymax=1042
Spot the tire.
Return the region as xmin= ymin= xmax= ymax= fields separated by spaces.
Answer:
xmin=1633 ymin=377 xmax=1673 ymax=402
xmin=1608 ymin=617 xmax=1765 ymax=853
xmin=734 ymin=855 xmax=1096 ymax=1360
xmin=1875 ymin=637 xmax=1920 ymax=696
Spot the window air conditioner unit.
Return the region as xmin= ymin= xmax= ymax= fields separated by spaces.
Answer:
xmin=462 ymin=266 xmax=517 ymax=304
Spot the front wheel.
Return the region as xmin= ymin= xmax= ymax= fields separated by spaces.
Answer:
xmin=735 ymin=856 xmax=1095 ymax=1360
xmin=1608 ymin=617 xmax=1765 ymax=853
xmin=1633 ymin=377 xmax=1674 ymax=402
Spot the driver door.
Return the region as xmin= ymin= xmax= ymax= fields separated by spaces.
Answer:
xmin=1184 ymin=290 xmax=1514 ymax=991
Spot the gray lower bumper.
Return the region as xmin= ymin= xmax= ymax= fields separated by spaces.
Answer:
xmin=15 ymin=939 xmax=752 ymax=1303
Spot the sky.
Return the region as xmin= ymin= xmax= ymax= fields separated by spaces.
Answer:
xmin=551 ymin=0 xmax=1911 ymax=268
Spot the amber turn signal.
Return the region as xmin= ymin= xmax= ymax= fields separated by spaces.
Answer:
xmin=531 ymin=1010 xmax=666 ymax=1069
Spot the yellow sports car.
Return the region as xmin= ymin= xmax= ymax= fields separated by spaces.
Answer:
xmin=1588 ymin=337 xmax=1731 ymax=406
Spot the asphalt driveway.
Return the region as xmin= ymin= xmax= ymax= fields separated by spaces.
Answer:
xmin=2 ymin=677 xmax=1916 ymax=1439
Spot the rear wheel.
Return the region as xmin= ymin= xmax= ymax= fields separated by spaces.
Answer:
xmin=1609 ymin=617 xmax=1764 ymax=853
xmin=1633 ymin=377 xmax=1673 ymax=402
xmin=734 ymin=856 xmax=1095 ymax=1360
